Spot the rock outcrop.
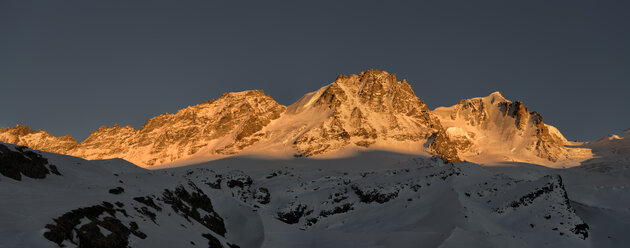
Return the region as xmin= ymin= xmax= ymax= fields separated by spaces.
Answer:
xmin=0 ymin=143 xmax=62 ymax=181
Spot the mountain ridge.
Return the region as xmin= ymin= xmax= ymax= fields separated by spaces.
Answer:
xmin=0 ymin=69 xmax=589 ymax=167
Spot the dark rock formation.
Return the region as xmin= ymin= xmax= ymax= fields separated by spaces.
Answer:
xmin=0 ymin=144 xmax=57 ymax=181
xmin=161 ymin=183 xmax=227 ymax=236
xmin=43 ymin=201 xmax=146 ymax=248
xmin=351 ymin=184 xmax=399 ymax=204
xmin=254 ymin=187 xmax=271 ymax=204
xmin=276 ymin=203 xmax=310 ymax=224
xmin=108 ymin=187 xmax=125 ymax=195
xmin=133 ymin=196 xmax=162 ymax=211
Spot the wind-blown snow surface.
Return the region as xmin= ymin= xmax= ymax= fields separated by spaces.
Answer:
xmin=2 ymin=142 xmax=629 ymax=248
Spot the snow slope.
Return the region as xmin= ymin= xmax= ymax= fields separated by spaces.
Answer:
xmin=583 ymin=129 xmax=630 ymax=163
xmin=3 ymin=141 xmax=629 ymax=248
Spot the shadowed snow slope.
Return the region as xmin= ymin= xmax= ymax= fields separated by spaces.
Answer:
xmin=2 ymin=142 xmax=629 ymax=248
xmin=584 ymin=129 xmax=630 ymax=162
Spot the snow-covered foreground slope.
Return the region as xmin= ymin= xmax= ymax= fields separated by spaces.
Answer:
xmin=0 ymin=142 xmax=242 ymax=248
xmin=3 ymin=142 xmax=629 ymax=248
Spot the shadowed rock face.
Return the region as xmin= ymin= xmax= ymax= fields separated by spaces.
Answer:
xmin=162 ymin=183 xmax=227 ymax=236
xmin=42 ymin=182 xmax=235 ymax=248
xmin=43 ymin=201 xmax=147 ymax=248
xmin=0 ymin=143 xmax=60 ymax=181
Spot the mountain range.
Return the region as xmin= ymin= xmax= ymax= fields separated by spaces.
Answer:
xmin=0 ymin=69 xmax=595 ymax=168
xmin=2 ymin=70 xmax=629 ymax=248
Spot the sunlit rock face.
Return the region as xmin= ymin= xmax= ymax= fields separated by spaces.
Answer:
xmin=72 ymin=90 xmax=286 ymax=166
xmin=0 ymin=91 xmax=286 ymax=166
xmin=287 ymin=69 xmax=459 ymax=161
xmin=0 ymin=125 xmax=78 ymax=154
xmin=432 ymin=92 xmax=577 ymax=164
xmin=2 ymin=70 xmax=594 ymax=167
xmin=0 ymin=70 xmax=461 ymax=166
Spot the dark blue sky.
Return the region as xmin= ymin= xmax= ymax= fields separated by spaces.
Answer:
xmin=1 ymin=0 xmax=629 ymax=141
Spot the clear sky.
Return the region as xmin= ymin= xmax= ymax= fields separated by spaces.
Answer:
xmin=1 ymin=0 xmax=629 ymax=141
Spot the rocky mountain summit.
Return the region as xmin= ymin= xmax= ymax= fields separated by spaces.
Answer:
xmin=275 ymin=69 xmax=457 ymax=161
xmin=0 ymin=125 xmax=78 ymax=154
xmin=1 ymin=91 xmax=285 ymax=166
xmin=0 ymin=70 xmax=588 ymax=167
xmin=70 ymin=90 xmax=286 ymax=166
xmin=432 ymin=92 xmax=590 ymax=165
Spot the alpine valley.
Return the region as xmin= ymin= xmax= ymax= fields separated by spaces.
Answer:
xmin=1 ymin=70 xmax=629 ymax=248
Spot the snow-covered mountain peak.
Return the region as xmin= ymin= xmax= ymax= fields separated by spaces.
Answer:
xmin=433 ymin=92 xmax=590 ymax=166
xmin=584 ymin=128 xmax=630 ymax=164
xmin=599 ymin=134 xmax=623 ymax=142
xmin=0 ymin=125 xmax=78 ymax=154
xmin=74 ymin=89 xmax=286 ymax=166
xmin=313 ymin=69 xmax=423 ymax=113
xmin=483 ymin=91 xmax=509 ymax=104
xmin=590 ymin=128 xmax=629 ymax=146
xmin=0 ymin=70 xmax=600 ymax=168
xmin=0 ymin=90 xmax=286 ymax=167
xmin=267 ymin=70 xmax=458 ymax=161
xmin=155 ymin=89 xmax=273 ymax=120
